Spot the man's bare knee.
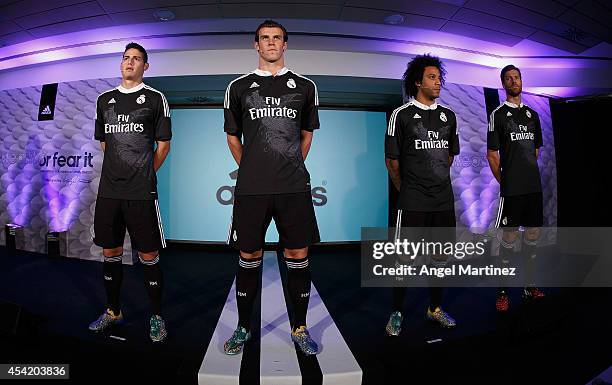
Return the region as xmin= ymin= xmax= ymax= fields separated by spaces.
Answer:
xmin=284 ymin=247 xmax=308 ymax=259
xmin=103 ymin=247 xmax=123 ymax=257
xmin=502 ymin=229 xmax=519 ymax=243
xmin=138 ymin=251 xmax=158 ymax=261
xmin=240 ymin=250 xmax=263 ymax=259
xmin=525 ymin=227 xmax=540 ymax=241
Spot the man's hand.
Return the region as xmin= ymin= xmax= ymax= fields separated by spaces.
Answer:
xmin=227 ymin=134 xmax=243 ymax=166
xmin=154 ymin=141 xmax=170 ymax=172
xmin=487 ymin=149 xmax=501 ymax=183
xmin=385 ymin=158 xmax=401 ymax=191
xmin=300 ymin=130 xmax=313 ymax=160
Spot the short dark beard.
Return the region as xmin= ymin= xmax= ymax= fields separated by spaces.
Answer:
xmin=506 ymin=88 xmax=521 ymax=97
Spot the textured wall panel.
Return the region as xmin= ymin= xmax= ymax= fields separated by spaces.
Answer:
xmin=0 ymin=77 xmax=134 ymax=262
xmin=437 ymin=84 xmax=556 ymax=233
xmin=438 ymin=83 xmax=497 ymax=230
xmin=496 ymin=90 xmax=557 ymax=227
xmin=513 ymin=91 xmax=557 ymax=227
xmin=0 ymin=78 xmax=558 ymax=258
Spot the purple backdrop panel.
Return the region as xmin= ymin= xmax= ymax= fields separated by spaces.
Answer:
xmin=498 ymin=89 xmax=557 ymax=227
xmin=0 ymin=77 xmax=558 ymax=260
xmin=438 ymin=83 xmax=498 ymax=230
xmin=0 ymin=77 xmax=134 ymax=262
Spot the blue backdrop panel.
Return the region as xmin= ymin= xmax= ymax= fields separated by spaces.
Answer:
xmin=157 ymin=108 xmax=389 ymax=243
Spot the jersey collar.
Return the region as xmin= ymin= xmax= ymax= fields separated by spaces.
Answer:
xmin=253 ymin=67 xmax=289 ymax=77
xmin=117 ymin=82 xmax=146 ymax=94
xmin=504 ymin=100 xmax=524 ymax=108
xmin=410 ymin=98 xmax=438 ymax=110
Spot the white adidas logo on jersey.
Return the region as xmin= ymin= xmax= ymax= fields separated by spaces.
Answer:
xmin=41 ymin=105 xmax=52 ymax=115
xmin=108 ymin=98 xmax=116 ymax=104
xmin=250 ymin=82 xmax=260 ymax=88
xmin=507 ymin=111 xmax=512 ymax=116
xmin=413 ymin=113 xmax=421 ymax=119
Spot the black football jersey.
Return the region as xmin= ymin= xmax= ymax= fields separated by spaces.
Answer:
xmin=385 ymin=99 xmax=460 ymax=211
xmin=487 ymin=101 xmax=543 ymax=197
xmin=94 ymin=83 xmax=172 ymax=200
xmin=224 ymin=67 xmax=319 ymax=195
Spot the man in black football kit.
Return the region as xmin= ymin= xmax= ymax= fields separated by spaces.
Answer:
xmin=384 ymin=54 xmax=460 ymax=336
xmin=223 ymin=20 xmax=320 ymax=355
xmin=88 ymin=43 xmax=172 ymax=342
xmin=487 ymin=65 xmax=545 ymax=312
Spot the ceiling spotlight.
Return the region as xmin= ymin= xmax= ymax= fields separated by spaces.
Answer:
xmin=384 ymin=14 xmax=405 ymax=25
xmin=154 ymin=9 xmax=175 ymax=22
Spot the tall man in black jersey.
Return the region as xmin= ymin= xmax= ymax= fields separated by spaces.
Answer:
xmin=384 ymin=54 xmax=460 ymax=336
xmin=88 ymin=43 xmax=172 ymax=342
xmin=487 ymin=65 xmax=545 ymax=312
xmin=223 ymin=20 xmax=320 ymax=355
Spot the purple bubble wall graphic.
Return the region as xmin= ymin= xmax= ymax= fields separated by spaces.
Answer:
xmin=438 ymin=84 xmax=557 ymax=232
xmin=0 ymin=76 xmax=557 ymax=258
xmin=0 ymin=77 xmax=134 ymax=262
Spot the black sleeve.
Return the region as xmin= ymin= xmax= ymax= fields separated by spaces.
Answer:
xmin=94 ymin=96 xmax=105 ymax=141
xmin=385 ymin=110 xmax=403 ymax=159
xmin=533 ymin=110 xmax=543 ymax=148
xmin=155 ymin=92 xmax=172 ymax=141
xmin=449 ymin=111 xmax=460 ymax=156
xmin=301 ymin=80 xmax=320 ymax=131
xmin=224 ymin=81 xmax=242 ymax=137
xmin=487 ymin=109 xmax=500 ymax=151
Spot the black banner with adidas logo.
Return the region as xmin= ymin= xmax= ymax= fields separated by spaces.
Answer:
xmin=483 ymin=87 xmax=501 ymax=123
xmin=38 ymin=83 xmax=58 ymax=121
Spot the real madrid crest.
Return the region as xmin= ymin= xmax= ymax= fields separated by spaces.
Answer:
xmin=136 ymin=94 xmax=146 ymax=104
xmin=525 ymin=110 xmax=531 ymax=118
xmin=287 ymin=78 xmax=296 ymax=89
xmin=439 ymin=111 xmax=447 ymax=122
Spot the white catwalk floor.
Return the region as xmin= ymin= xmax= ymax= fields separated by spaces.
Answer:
xmin=198 ymin=251 xmax=362 ymax=385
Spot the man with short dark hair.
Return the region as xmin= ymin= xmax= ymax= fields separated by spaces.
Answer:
xmin=88 ymin=42 xmax=172 ymax=342
xmin=487 ymin=64 xmax=545 ymax=312
xmin=384 ymin=54 xmax=460 ymax=336
xmin=223 ymin=20 xmax=320 ymax=355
